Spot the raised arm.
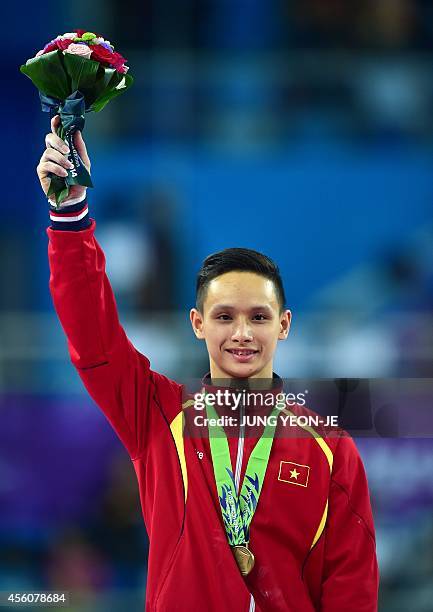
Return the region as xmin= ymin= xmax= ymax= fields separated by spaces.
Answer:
xmin=37 ymin=118 xmax=180 ymax=458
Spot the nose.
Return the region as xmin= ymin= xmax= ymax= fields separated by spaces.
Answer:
xmin=231 ymin=318 xmax=253 ymax=343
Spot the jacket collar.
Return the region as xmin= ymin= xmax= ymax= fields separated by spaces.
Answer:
xmin=201 ymin=371 xmax=283 ymax=390
xmin=199 ymin=372 xmax=283 ymax=412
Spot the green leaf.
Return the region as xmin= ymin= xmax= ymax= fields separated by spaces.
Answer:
xmin=20 ymin=50 xmax=71 ymax=100
xmin=79 ymin=65 xmax=118 ymax=108
xmin=62 ymin=53 xmax=100 ymax=101
xmin=47 ymin=175 xmax=69 ymax=205
xmin=90 ymin=72 xmax=134 ymax=112
xmin=56 ymin=186 xmax=71 ymax=205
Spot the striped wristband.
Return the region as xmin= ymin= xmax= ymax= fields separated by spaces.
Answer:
xmin=49 ymin=197 xmax=91 ymax=231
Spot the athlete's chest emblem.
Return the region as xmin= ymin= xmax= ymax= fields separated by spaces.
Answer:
xmin=278 ymin=461 xmax=310 ymax=488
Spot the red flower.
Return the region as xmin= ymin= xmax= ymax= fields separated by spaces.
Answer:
xmin=90 ymin=44 xmax=115 ymax=65
xmin=43 ymin=42 xmax=57 ymax=53
xmin=111 ymin=51 xmax=126 ymax=70
xmin=55 ymin=39 xmax=73 ymax=51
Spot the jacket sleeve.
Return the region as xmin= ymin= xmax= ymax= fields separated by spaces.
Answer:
xmin=320 ymin=436 xmax=379 ymax=611
xmin=47 ymin=219 xmax=168 ymax=459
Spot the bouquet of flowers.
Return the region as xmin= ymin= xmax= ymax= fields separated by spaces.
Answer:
xmin=20 ymin=30 xmax=133 ymax=205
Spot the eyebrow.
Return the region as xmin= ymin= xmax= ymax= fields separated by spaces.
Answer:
xmin=209 ymin=304 xmax=274 ymax=313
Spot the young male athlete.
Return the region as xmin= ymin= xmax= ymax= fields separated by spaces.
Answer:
xmin=37 ymin=117 xmax=379 ymax=611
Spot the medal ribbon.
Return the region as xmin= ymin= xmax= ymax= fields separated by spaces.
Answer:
xmin=206 ymin=396 xmax=279 ymax=546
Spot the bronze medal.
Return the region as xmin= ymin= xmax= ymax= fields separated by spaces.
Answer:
xmin=232 ymin=544 xmax=255 ymax=576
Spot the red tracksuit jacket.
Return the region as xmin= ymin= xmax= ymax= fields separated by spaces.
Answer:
xmin=47 ymin=220 xmax=379 ymax=611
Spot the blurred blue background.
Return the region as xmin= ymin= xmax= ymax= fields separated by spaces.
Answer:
xmin=2 ymin=1 xmax=433 ymax=610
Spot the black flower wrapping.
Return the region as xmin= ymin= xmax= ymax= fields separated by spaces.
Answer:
xmin=40 ymin=91 xmax=93 ymax=207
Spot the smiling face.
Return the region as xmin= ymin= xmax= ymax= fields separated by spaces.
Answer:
xmin=190 ymin=271 xmax=291 ymax=379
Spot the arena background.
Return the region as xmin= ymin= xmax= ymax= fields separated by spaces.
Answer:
xmin=2 ymin=1 xmax=433 ymax=610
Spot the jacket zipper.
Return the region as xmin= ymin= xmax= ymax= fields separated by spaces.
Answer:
xmin=234 ymin=400 xmax=245 ymax=492
xmin=234 ymin=401 xmax=255 ymax=612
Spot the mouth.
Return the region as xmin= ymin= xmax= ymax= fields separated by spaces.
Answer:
xmin=225 ymin=348 xmax=259 ymax=363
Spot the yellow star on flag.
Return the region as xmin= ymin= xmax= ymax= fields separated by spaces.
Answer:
xmin=278 ymin=460 xmax=310 ymax=487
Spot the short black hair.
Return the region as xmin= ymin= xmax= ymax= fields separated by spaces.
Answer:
xmin=196 ymin=247 xmax=286 ymax=312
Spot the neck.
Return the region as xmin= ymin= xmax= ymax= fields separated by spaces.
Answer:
xmin=209 ymin=363 xmax=275 ymax=390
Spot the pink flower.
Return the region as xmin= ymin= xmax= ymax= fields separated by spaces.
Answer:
xmin=64 ymin=43 xmax=93 ymax=60
xmin=60 ymin=32 xmax=77 ymax=40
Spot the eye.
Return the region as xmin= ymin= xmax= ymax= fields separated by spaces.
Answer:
xmin=216 ymin=314 xmax=232 ymax=321
xmin=252 ymin=313 xmax=267 ymax=321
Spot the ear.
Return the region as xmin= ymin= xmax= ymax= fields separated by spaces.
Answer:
xmin=190 ymin=308 xmax=205 ymax=340
xmin=278 ymin=309 xmax=292 ymax=340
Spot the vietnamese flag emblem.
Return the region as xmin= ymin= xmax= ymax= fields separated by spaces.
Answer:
xmin=278 ymin=461 xmax=310 ymax=488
